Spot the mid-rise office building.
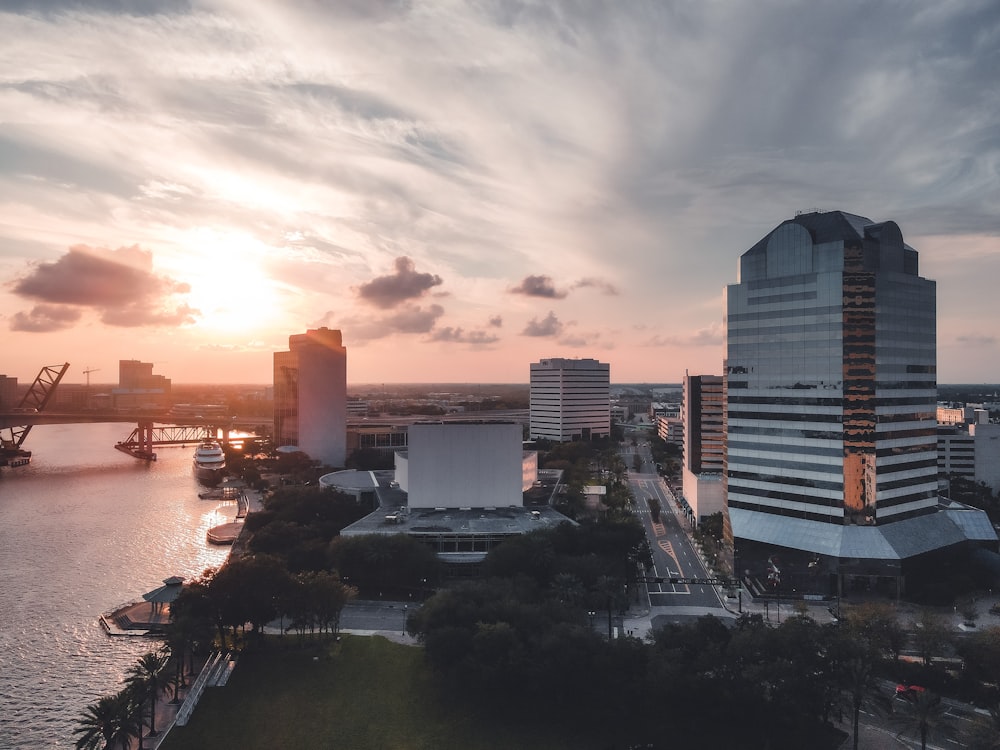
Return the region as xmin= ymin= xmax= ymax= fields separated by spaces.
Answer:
xmin=273 ymin=327 xmax=347 ymax=467
xmin=724 ymin=210 xmax=995 ymax=596
xmin=681 ymin=374 xmax=724 ymax=524
xmin=529 ymin=358 xmax=610 ymax=441
xmin=939 ymin=422 xmax=1000 ymax=495
xmin=112 ymin=360 xmax=171 ymax=409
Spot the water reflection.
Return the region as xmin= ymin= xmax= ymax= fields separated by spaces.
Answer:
xmin=0 ymin=423 xmax=231 ymax=748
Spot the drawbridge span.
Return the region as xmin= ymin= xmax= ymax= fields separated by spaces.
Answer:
xmin=114 ymin=424 xmax=242 ymax=461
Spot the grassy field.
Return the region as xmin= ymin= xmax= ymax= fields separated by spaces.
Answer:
xmin=159 ymin=635 xmax=618 ymax=750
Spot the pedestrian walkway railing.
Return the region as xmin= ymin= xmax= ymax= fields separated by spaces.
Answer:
xmin=175 ymin=651 xmax=231 ymax=726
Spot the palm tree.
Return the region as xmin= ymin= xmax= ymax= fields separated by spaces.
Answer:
xmin=843 ymin=657 xmax=877 ymax=750
xmin=74 ymin=689 xmax=141 ymax=750
xmin=891 ymin=689 xmax=958 ymax=750
xmin=74 ymin=694 xmax=121 ymax=750
xmin=125 ymin=649 xmax=170 ymax=738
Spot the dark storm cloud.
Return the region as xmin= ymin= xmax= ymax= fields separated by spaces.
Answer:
xmin=9 ymin=304 xmax=81 ymax=332
xmin=521 ymin=311 xmax=563 ymax=337
xmin=509 ymin=275 xmax=566 ymax=299
xmin=356 ymin=257 xmax=443 ymax=309
xmin=488 ymin=315 xmax=503 ymax=327
xmin=429 ymin=327 xmax=500 ymax=345
xmin=10 ymin=244 xmax=196 ymax=329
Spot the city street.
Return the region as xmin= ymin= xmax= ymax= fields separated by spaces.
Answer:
xmin=623 ymin=440 xmax=734 ymax=627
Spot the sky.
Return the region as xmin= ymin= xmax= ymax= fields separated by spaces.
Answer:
xmin=1 ymin=1 xmax=998 ymax=386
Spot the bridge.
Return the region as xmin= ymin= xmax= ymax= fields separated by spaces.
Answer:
xmin=0 ymin=363 xmax=255 ymax=466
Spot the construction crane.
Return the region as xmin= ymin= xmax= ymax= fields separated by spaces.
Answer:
xmin=82 ymin=367 xmax=100 ymax=387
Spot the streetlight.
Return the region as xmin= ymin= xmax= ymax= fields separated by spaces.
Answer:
xmin=402 ymin=604 xmax=408 ymax=634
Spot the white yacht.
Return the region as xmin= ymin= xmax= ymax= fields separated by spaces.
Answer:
xmin=192 ymin=441 xmax=226 ymax=484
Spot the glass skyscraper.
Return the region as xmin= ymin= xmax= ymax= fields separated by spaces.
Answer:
xmin=724 ymin=211 xmax=995 ymax=596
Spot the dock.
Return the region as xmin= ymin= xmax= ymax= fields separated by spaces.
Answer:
xmin=206 ymin=521 xmax=242 ymax=545
xmin=100 ymin=601 xmax=170 ymax=636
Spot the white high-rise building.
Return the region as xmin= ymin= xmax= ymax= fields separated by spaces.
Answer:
xmin=529 ymin=358 xmax=610 ymax=441
xmin=273 ymin=327 xmax=347 ymax=467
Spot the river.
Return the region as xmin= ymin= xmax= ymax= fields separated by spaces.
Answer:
xmin=0 ymin=422 xmax=233 ymax=749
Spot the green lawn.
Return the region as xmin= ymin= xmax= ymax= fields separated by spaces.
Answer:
xmin=160 ymin=635 xmax=616 ymax=750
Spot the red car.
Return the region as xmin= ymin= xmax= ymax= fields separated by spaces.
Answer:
xmin=895 ymin=684 xmax=926 ymax=698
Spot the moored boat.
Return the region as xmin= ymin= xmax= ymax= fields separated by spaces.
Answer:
xmin=192 ymin=441 xmax=226 ymax=484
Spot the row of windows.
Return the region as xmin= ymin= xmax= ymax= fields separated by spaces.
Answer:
xmin=728 ymin=498 xmax=843 ymax=525
xmin=727 ymin=304 xmax=842 ymax=323
xmin=747 ymin=290 xmax=819 ymax=306
xmin=876 ymin=489 xmax=939 ymax=508
xmin=727 ymin=395 xmax=934 ymax=409
xmin=728 ymin=410 xmax=843 ymax=423
xmin=746 ymin=272 xmax=821 ymax=291
xmin=728 ymin=425 xmax=841 ymax=440
xmin=726 ymin=454 xmax=843 ymax=475
xmin=726 ymin=439 xmax=843 ymax=457
xmin=878 ymin=442 xmax=938 ymax=457
xmin=727 ymin=481 xmax=844 ymax=508
xmin=728 ymin=471 xmax=843 ymax=492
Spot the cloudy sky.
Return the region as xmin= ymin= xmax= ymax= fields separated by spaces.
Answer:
xmin=1 ymin=1 xmax=998 ymax=385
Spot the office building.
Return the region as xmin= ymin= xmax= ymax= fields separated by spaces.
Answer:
xmin=273 ymin=327 xmax=347 ymax=467
xmin=681 ymin=374 xmax=724 ymax=525
xmin=725 ymin=210 xmax=996 ymax=596
xmin=529 ymin=358 xmax=610 ymax=441
xmin=0 ymin=375 xmax=17 ymax=410
xmin=939 ymin=422 xmax=1000 ymax=495
xmin=112 ymin=360 xmax=171 ymax=409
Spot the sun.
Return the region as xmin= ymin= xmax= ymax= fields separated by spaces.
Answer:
xmin=180 ymin=232 xmax=287 ymax=334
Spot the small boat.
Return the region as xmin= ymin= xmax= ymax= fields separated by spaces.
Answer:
xmin=193 ymin=441 xmax=226 ymax=485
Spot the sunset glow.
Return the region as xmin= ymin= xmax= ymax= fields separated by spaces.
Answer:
xmin=1 ymin=2 xmax=997 ymax=385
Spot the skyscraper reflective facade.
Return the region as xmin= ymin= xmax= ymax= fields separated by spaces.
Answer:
xmin=273 ymin=327 xmax=347 ymax=467
xmin=725 ymin=211 xmax=995 ymax=595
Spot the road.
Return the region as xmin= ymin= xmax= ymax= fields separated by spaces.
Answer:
xmin=622 ymin=440 xmax=735 ymax=628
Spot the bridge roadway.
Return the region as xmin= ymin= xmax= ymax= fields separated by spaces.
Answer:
xmin=0 ymin=411 xmax=236 ymax=429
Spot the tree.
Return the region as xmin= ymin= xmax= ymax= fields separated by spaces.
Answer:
xmin=842 ymin=601 xmax=907 ymax=660
xmin=301 ymin=570 xmax=357 ymax=635
xmin=839 ymin=656 xmax=889 ymax=750
xmin=73 ymin=689 xmax=141 ymax=750
xmin=125 ymin=649 xmax=170 ymax=738
xmin=329 ymin=533 xmax=441 ymax=597
xmin=965 ymin=701 xmax=1000 ymax=750
xmin=913 ymin=610 xmax=951 ymax=667
xmin=891 ymin=689 xmax=957 ymax=750
xmin=957 ymin=626 xmax=1000 ymax=700
xmin=74 ymin=694 xmax=123 ymax=750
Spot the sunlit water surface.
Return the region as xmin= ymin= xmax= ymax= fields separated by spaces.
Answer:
xmin=0 ymin=423 xmax=232 ymax=749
